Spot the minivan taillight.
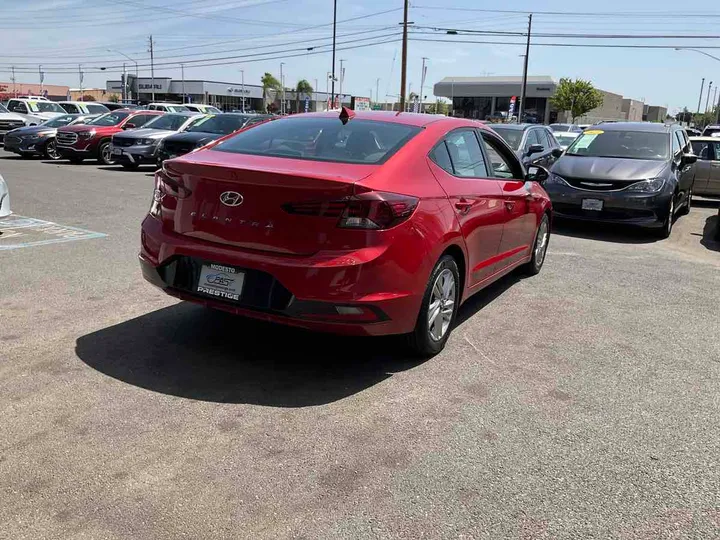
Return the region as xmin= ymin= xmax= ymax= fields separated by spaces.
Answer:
xmin=283 ymin=191 xmax=418 ymax=230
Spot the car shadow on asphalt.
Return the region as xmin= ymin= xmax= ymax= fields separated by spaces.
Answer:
xmin=700 ymin=213 xmax=720 ymax=251
xmin=551 ymin=218 xmax=660 ymax=244
xmin=74 ymin=272 xmax=519 ymax=406
xmin=97 ymin=166 xmax=158 ymax=173
xmin=75 ymin=302 xmax=424 ymax=407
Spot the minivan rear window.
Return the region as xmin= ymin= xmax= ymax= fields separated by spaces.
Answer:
xmin=214 ymin=117 xmax=421 ymax=164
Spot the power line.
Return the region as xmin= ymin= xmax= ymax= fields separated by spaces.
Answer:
xmin=412 ymin=5 xmax=720 ymax=18
xmin=411 ymin=36 xmax=720 ymax=49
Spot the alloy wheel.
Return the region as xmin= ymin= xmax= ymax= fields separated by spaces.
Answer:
xmin=427 ymin=268 xmax=455 ymax=342
xmin=45 ymin=140 xmax=60 ymax=160
xmin=535 ymin=217 xmax=550 ymax=267
xmin=101 ymin=144 xmax=114 ymax=165
xmin=666 ymin=198 xmax=674 ymax=236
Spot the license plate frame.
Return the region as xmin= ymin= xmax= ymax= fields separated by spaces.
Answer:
xmin=581 ymin=198 xmax=604 ymax=211
xmin=196 ymin=263 xmax=245 ymax=302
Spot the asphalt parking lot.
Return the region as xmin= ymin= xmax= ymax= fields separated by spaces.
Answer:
xmin=1 ymin=153 xmax=720 ymax=539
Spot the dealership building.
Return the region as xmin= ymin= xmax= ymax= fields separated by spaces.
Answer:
xmin=434 ymin=75 xmax=662 ymax=124
xmin=106 ymin=77 xmax=351 ymax=112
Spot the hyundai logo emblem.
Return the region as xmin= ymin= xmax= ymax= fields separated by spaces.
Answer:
xmin=220 ymin=191 xmax=243 ymax=207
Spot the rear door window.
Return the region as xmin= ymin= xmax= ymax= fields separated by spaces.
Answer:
xmin=535 ymin=129 xmax=550 ymax=148
xmin=525 ymin=129 xmax=540 ymax=149
xmin=214 ymin=117 xmax=421 ymax=164
xmin=61 ymin=103 xmax=80 ymax=113
xmin=479 ymin=131 xmax=524 ymax=179
xmin=429 ymin=142 xmax=454 ymax=174
xmin=444 ymin=129 xmax=489 ymax=178
xmin=692 ymin=140 xmax=712 ymax=160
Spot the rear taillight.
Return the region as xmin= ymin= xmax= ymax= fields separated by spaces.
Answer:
xmin=149 ymin=165 xmax=191 ymax=218
xmin=283 ymin=191 xmax=418 ymax=230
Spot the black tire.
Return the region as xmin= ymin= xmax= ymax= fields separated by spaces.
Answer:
xmin=69 ymin=157 xmax=84 ymax=164
xmin=44 ymin=139 xmax=61 ymax=160
xmin=97 ymin=141 xmax=114 ymax=165
xmin=523 ymin=213 xmax=551 ymax=276
xmin=679 ymin=187 xmax=692 ymax=216
xmin=406 ymin=255 xmax=460 ymax=358
xmin=121 ymin=162 xmax=140 ymax=170
xmin=656 ymin=196 xmax=675 ymax=239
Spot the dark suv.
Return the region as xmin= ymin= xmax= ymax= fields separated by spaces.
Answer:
xmin=544 ymin=122 xmax=696 ymax=238
xmin=490 ymin=124 xmax=563 ymax=169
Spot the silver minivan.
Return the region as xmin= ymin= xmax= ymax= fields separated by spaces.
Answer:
xmin=690 ymin=137 xmax=720 ymax=197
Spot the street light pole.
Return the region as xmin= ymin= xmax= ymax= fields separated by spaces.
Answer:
xmin=39 ymin=65 xmax=44 ymax=96
xmin=339 ymin=59 xmax=346 ymax=107
xmin=241 ymin=70 xmax=245 ymax=113
xmin=697 ymin=77 xmax=705 ymax=114
xmin=706 ymin=81 xmax=714 ymax=113
xmin=107 ymin=49 xmax=138 ymax=102
xmin=518 ymin=13 xmax=533 ymax=122
xmin=419 ymin=57 xmax=428 ymax=113
xmin=280 ymin=62 xmax=285 ymax=114
xmin=376 ymin=77 xmax=380 ymax=108
xmin=331 ymin=0 xmax=337 ymax=106
xmin=675 ymin=49 xmax=720 ymax=123
xmin=400 ymin=0 xmax=409 ymax=111
xmin=181 ymin=63 xmax=186 ymax=104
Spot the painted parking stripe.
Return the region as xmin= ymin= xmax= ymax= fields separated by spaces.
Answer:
xmin=0 ymin=215 xmax=107 ymax=251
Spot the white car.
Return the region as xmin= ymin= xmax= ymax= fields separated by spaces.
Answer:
xmin=553 ymin=131 xmax=581 ymax=151
xmin=184 ymin=103 xmax=222 ymax=114
xmin=0 ymin=102 xmax=27 ymax=145
xmin=6 ymin=98 xmax=66 ymax=125
xmin=0 ymin=173 xmax=10 ymax=218
xmin=57 ymin=101 xmax=110 ymax=115
xmin=146 ymin=102 xmax=190 ymax=113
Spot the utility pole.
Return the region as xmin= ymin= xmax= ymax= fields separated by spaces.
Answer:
xmin=326 ymin=72 xmax=331 ymax=110
xmin=280 ymin=62 xmax=285 ymax=114
xmin=706 ymin=81 xmax=713 ymax=113
xmin=39 ymin=65 xmax=44 ymax=96
xmin=314 ymin=78 xmax=318 ymax=111
xmin=181 ymin=63 xmax=186 ymax=104
xmin=330 ymin=0 xmax=337 ymax=106
xmin=78 ymin=64 xmax=84 ymax=99
xmin=148 ymin=35 xmax=155 ymax=102
xmin=518 ymin=13 xmax=533 ymax=123
xmin=713 ymin=86 xmax=718 ymax=115
xmin=400 ymin=0 xmax=409 ymax=111
xmin=11 ymin=66 xmax=16 ymax=97
xmin=419 ymin=57 xmax=428 ymax=113
xmin=121 ymin=63 xmax=127 ymax=102
xmin=339 ymin=59 xmax=346 ymax=106
xmin=376 ymin=77 xmax=380 ymax=107
xmin=241 ymin=70 xmax=245 ymax=112
xmin=697 ymin=78 xmax=705 ymax=114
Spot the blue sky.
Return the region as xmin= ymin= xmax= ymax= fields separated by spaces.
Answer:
xmin=2 ymin=0 xmax=719 ymax=114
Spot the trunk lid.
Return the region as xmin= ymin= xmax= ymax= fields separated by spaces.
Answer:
xmin=165 ymin=150 xmax=377 ymax=256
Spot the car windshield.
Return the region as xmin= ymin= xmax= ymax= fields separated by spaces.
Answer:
xmin=0 ymin=103 xmax=9 ymax=113
xmin=42 ymin=115 xmax=77 ymax=128
xmin=565 ymin=129 xmax=669 ymax=160
xmin=187 ymin=114 xmax=249 ymax=135
xmin=491 ymin=127 xmax=524 ymax=150
xmin=27 ymin=101 xmax=65 ymax=113
xmin=165 ymin=105 xmax=189 ymax=112
xmin=703 ymin=127 xmax=720 ymax=137
xmin=86 ymin=112 xmax=130 ymax=126
xmin=144 ymin=114 xmax=192 ymax=131
xmin=555 ymin=133 xmax=579 ymax=148
xmin=214 ymin=117 xmax=422 ymax=164
xmin=205 ymin=106 xmax=222 ymax=114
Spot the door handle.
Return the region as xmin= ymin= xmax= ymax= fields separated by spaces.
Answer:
xmin=454 ymin=199 xmax=473 ymax=213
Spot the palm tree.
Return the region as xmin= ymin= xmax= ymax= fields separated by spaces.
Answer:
xmin=261 ymin=72 xmax=282 ymax=112
xmin=294 ymin=79 xmax=314 ymax=113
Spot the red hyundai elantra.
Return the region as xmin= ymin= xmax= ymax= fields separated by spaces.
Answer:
xmin=139 ymin=110 xmax=551 ymax=356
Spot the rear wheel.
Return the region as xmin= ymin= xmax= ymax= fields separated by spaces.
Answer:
xmin=98 ymin=141 xmax=114 ymax=165
xmin=44 ymin=139 xmax=61 ymax=160
xmin=407 ymin=255 xmax=460 ymax=357
xmin=523 ymin=213 xmax=550 ymax=276
xmin=679 ymin=187 xmax=692 ymax=216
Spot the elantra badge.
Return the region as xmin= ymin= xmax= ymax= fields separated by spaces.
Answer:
xmin=220 ymin=191 xmax=243 ymax=207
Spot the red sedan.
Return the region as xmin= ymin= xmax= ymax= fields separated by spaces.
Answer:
xmin=139 ymin=110 xmax=552 ymax=356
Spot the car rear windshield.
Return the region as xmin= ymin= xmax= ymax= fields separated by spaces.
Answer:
xmin=550 ymin=124 xmax=572 ymax=132
xmin=43 ymin=115 xmax=77 ymax=128
xmin=214 ymin=117 xmax=422 ymax=164
xmin=491 ymin=127 xmax=523 ymax=150
xmin=187 ymin=114 xmax=249 ymax=135
xmin=555 ymin=133 xmax=579 ymax=147
xmin=86 ymin=112 xmax=130 ymax=126
xmin=565 ymin=129 xmax=669 ymax=160
xmin=144 ymin=114 xmax=191 ymax=131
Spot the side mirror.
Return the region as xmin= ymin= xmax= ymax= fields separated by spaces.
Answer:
xmin=526 ymin=165 xmax=550 ymax=183
xmin=527 ymin=143 xmax=544 ymax=156
xmin=682 ymin=153 xmax=697 ymax=166
xmin=124 ymin=122 xmax=136 ymax=129
xmin=551 ymin=147 xmax=564 ymax=158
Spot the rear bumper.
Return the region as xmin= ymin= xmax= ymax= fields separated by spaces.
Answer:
xmin=545 ymin=184 xmax=671 ymax=227
xmin=139 ymin=215 xmax=427 ymax=336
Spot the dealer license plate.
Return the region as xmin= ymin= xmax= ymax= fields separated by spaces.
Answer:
xmin=196 ymin=263 xmax=245 ymax=301
xmin=581 ymin=199 xmax=603 ymax=211
xmin=112 ymin=147 xmax=123 ymax=156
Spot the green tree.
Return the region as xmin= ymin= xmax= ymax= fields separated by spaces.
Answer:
xmin=294 ymin=79 xmax=314 ymax=112
xmin=261 ymin=72 xmax=282 ymax=110
xmin=108 ymin=94 xmax=120 ymax=103
xmin=676 ymin=107 xmax=692 ymax=124
xmin=550 ymin=78 xmax=604 ymax=123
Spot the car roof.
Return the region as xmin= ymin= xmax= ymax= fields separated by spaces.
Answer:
xmin=592 ymin=122 xmax=674 ymax=132
xmin=690 ymin=136 xmax=720 ymax=141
